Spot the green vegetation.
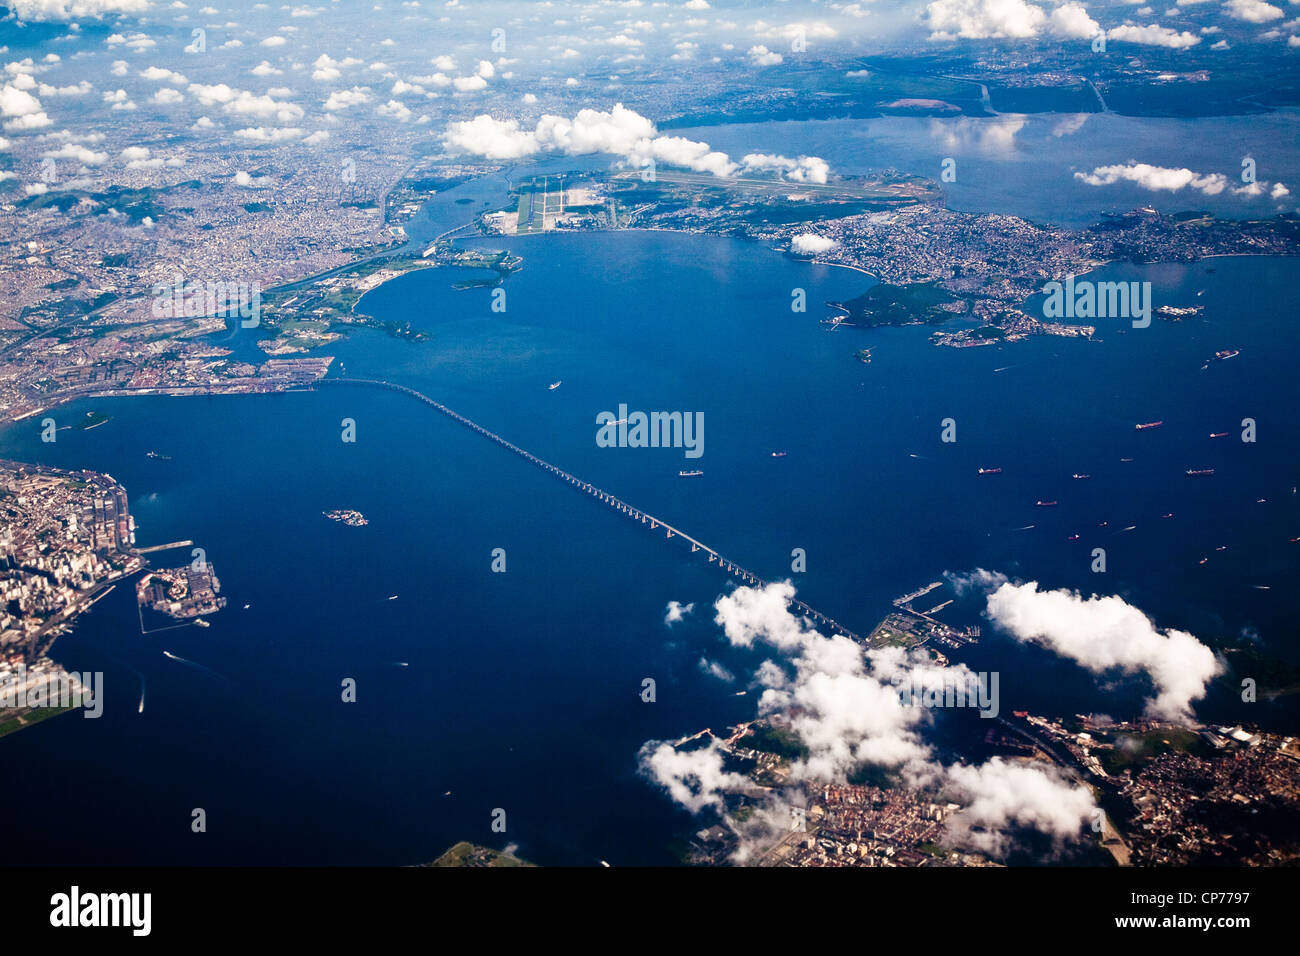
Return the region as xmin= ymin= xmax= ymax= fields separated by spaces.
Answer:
xmin=830 ymin=281 xmax=962 ymax=327
xmin=244 ymin=202 xmax=273 ymax=213
xmin=744 ymin=725 xmax=810 ymax=761
xmin=74 ymin=410 xmax=111 ymax=430
xmin=0 ymin=706 xmax=76 ymax=740
xmin=1098 ymin=728 xmax=1208 ymax=775
xmin=423 ymin=842 xmax=535 ymax=867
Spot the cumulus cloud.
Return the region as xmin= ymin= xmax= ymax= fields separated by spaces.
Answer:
xmin=742 ymin=152 xmax=829 ymax=183
xmin=233 ymin=126 xmax=303 ymax=142
xmin=323 ymin=87 xmax=371 ymax=111
xmin=440 ymin=104 xmax=823 ymax=183
xmin=926 ymin=0 xmax=1099 ymax=40
xmin=1224 ymin=0 xmax=1283 ymax=20
xmin=1106 ymin=23 xmax=1201 ymax=47
xmin=1075 ymin=161 xmax=1229 ymax=194
xmin=140 ymin=66 xmax=187 ymax=85
xmin=641 ymin=581 xmax=1095 ymax=858
xmin=637 ymin=739 xmax=751 ymax=813
xmin=790 ymin=233 xmax=837 ymax=255
xmin=982 ymin=578 xmax=1223 ymax=721
xmin=1 ymin=83 xmax=52 ymax=130
xmin=747 ymin=45 xmax=783 ymax=66
xmin=665 ymin=600 xmax=695 ymax=625
xmin=944 ymin=758 xmax=1097 ymax=855
xmin=45 ymin=142 xmax=108 ymax=165
xmin=9 ymin=0 xmax=148 ymax=19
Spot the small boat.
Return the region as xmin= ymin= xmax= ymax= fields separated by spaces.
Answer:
xmin=194 ymin=618 xmax=210 ymax=628
xmin=548 ymin=381 xmax=562 ymax=390
xmin=242 ymin=603 xmax=251 ymax=610
xmin=1256 ymin=498 xmax=1266 ymax=504
xmin=1099 ymin=520 xmax=1108 ymax=527
xmin=1209 ymin=432 xmax=1229 ymax=439
xmin=1199 ymin=557 xmax=1209 ymax=565
xmin=1035 ymin=500 xmax=1058 ymax=507
xmin=978 ymin=467 xmax=1002 ymax=475
xmin=679 ymin=470 xmax=703 ymax=477
xmin=1215 ymin=546 xmax=1227 ymax=552
xmin=1072 ymin=474 xmax=1090 ymax=480
xmin=388 ymin=594 xmax=399 ymax=600
xmin=1135 ymin=421 xmax=1163 ymax=430
xmin=1186 ymin=468 xmax=1214 ymax=477
xmin=1160 ymin=513 xmax=1173 ymax=519
xmin=1067 ymin=534 xmax=1080 ymax=541
xmin=1120 ymin=458 xmax=1134 ymax=463
xmin=1121 ymin=525 xmax=1136 ymax=532
xmin=771 ymin=451 xmax=788 ymax=458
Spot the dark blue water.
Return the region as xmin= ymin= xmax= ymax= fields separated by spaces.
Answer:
xmin=0 ymin=230 xmax=1296 ymax=865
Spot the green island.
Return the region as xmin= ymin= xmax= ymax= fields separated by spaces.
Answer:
xmin=420 ymin=842 xmax=535 ymax=868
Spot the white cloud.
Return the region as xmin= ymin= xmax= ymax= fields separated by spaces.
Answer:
xmin=323 ymin=87 xmax=371 ymax=111
xmin=665 ymin=600 xmax=694 ymax=625
xmin=1 ymin=83 xmax=52 ymax=130
xmin=748 ymin=44 xmax=783 ymax=66
xmin=440 ymin=104 xmax=823 ymax=183
xmin=927 ymin=0 xmax=1099 ymax=39
xmin=44 ymin=142 xmax=108 ymax=165
xmin=790 ymin=233 xmax=837 ymax=255
xmin=376 ymin=99 xmax=411 ymax=121
xmin=1224 ymin=0 xmax=1283 ymax=19
xmin=743 ymin=152 xmax=830 ymax=184
xmin=9 ymin=0 xmax=149 ymax=20
xmin=944 ymin=759 xmax=1097 ymax=855
xmin=1107 ymin=23 xmax=1201 ymax=47
xmin=983 ymin=578 xmax=1222 ymax=721
xmin=260 ymin=35 xmax=287 ymax=47
xmin=233 ymin=126 xmax=303 ymax=142
xmin=140 ymin=66 xmax=187 ymax=84
xmin=637 ymin=740 xmax=751 ymax=813
xmin=638 ymin=581 xmax=1097 ymax=859
xmin=1075 ymin=161 xmax=1228 ymax=194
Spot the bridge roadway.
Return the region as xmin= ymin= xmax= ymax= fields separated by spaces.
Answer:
xmin=318 ymin=378 xmax=861 ymax=642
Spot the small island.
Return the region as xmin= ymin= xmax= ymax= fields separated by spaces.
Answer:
xmin=323 ymin=509 xmax=368 ymax=527
xmin=419 ymin=842 xmax=535 ymax=868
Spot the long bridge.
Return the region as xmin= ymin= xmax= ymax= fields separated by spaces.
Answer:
xmin=318 ymin=377 xmax=861 ymax=642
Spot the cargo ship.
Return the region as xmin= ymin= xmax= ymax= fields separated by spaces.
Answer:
xmin=1186 ymin=468 xmax=1215 ymax=477
xmin=1214 ymin=350 xmax=1239 ymax=361
xmin=1135 ymin=421 xmax=1163 ymax=430
xmin=548 ymin=381 xmax=562 ymax=390
xmin=679 ymin=470 xmax=703 ymax=477
xmin=977 ymin=467 xmax=1002 ymax=475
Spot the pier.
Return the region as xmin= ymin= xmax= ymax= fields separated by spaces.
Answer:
xmin=319 ymin=378 xmax=861 ymax=642
xmin=136 ymin=540 xmax=195 ymax=554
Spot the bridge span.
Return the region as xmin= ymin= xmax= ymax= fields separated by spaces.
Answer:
xmin=318 ymin=377 xmax=861 ymax=642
